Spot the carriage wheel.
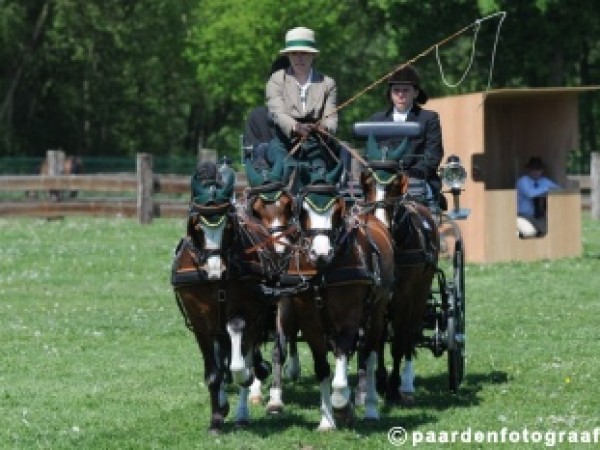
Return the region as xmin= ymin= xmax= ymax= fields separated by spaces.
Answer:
xmin=447 ymin=239 xmax=465 ymax=393
xmin=453 ymin=239 xmax=465 ymax=312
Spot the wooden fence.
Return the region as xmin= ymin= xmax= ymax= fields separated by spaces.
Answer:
xmin=0 ymin=152 xmax=247 ymax=223
xmin=1 ymin=152 xmax=599 ymax=222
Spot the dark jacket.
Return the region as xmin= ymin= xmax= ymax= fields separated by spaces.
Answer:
xmin=243 ymin=105 xmax=275 ymax=147
xmin=369 ymin=105 xmax=444 ymax=193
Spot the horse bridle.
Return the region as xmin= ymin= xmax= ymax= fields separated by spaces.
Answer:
xmin=244 ymin=186 xmax=299 ymax=252
xmin=187 ymin=202 xmax=235 ymax=265
xmin=296 ymin=188 xmax=346 ymax=257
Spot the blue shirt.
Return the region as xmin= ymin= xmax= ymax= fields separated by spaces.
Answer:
xmin=516 ymin=175 xmax=560 ymax=217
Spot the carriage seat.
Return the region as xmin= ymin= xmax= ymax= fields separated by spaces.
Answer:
xmin=353 ymin=122 xmax=445 ymax=210
xmin=352 ymin=121 xmax=422 ymax=139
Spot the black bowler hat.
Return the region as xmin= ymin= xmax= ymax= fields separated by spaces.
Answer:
xmin=525 ymin=156 xmax=545 ymax=170
xmin=387 ymin=64 xmax=428 ymax=104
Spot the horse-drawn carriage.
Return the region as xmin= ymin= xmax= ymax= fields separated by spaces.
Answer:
xmin=170 ymin=121 xmax=470 ymax=432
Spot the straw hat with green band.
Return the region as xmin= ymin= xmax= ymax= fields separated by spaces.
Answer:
xmin=280 ymin=27 xmax=319 ymax=54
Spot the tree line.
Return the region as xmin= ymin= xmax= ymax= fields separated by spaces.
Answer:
xmin=1 ymin=0 xmax=598 ymax=172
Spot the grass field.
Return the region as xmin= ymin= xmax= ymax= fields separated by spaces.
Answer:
xmin=1 ymin=214 xmax=600 ymax=449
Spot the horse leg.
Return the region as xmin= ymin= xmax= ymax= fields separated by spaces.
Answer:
xmin=330 ymin=349 xmax=356 ymax=428
xmin=354 ymin=349 xmax=367 ymax=407
xmin=252 ymin=346 xmax=272 ymax=381
xmin=294 ymin=294 xmax=334 ymax=431
xmin=284 ymin=333 xmax=301 ymax=380
xmin=355 ymin=329 xmax=388 ymax=406
xmin=399 ymin=356 xmax=416 ymax=404
xmin=249 ymin=346 xmax=271 ymax=405
xmin=226 ymin=316 xmax=253 ymax=386
xmin=363 ymin=350 xmax=380 ymax=420
xmin=387 ymin=327 xmax=416 ymax=406
xmin=358 ymin=294 xmax=388 ymax=420
xmin=266 ymin=327 xmax=286 ymax=414
xmin=234 ymin=381 xmax=252 ymax=427
xmin=266 ymin=297 xmax=291 ymax=414
xmin=318 ymin=375 xmax=336 ymax=431
xmin=195 ymin=333 xmax=229 ymax=434
xmin=331 ymin=352 xmax=351 ymax=411
xmin=386 ymin=335 xmax=403 ymax=404
xmin=330 ymin=325 xmax=359 ymax=426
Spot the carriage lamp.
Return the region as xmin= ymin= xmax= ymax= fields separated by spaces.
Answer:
xmin=441 ymin=155 xmax=467 ymax=192
xmin=440 ymin=155 xmax=470 ymax=220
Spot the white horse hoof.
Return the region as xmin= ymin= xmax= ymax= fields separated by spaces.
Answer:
xmin=266 ymin=401 xmax=284 ymax=415
xmin=317 ymin=420 xmax=336 ymax=432
xmin=331 ymin=388 xmax=350 ymax=410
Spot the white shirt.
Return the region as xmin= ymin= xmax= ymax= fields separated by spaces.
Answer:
xmin=294 ymin=69 xmax=313 ymax=113
xmin=392 ymin=106 xmax=411 ymax=122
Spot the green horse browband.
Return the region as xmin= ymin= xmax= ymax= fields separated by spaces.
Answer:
xmin=304 ymin=195 xmax=337 ymax=213
xmin=371 ymin=169 xmax=398 ymax=185
xmin=198 ymin=214 xmax=227 ymax=229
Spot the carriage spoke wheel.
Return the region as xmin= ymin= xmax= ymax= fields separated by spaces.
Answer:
xmin=447 ymin=239 xmax=465 ymax=393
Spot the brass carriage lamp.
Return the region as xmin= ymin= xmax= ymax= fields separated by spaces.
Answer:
xmin=441 ymin=155 xmax=470 ymax=220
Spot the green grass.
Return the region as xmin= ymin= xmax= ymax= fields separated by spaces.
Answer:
xmin=1 ymin=214 xmax=600 ymax=449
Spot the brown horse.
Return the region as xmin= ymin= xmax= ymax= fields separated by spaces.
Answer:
xmin=250 ymin=178 xmax=395 ymax=429
xmin=359 ymin=139 xmax=440 ymax=405
xmin=240 ymin=161 xmax=302 ymax=408
xmin=171 ymin=164 xmax=274 ymax=433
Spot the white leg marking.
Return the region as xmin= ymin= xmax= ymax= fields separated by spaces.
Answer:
xmin=226 ymin=323 xmax=251 ymax=385
xmin=266 ymin=387 xmax=284 ymax=414
xmin=331 ymin=354 xmax=350 ymax=409
xmin=317 ymin=377 xmax=336 ymax=431
xmin=364 ymin=351 xmax=380 ymax=420
xmin=249 ymin=378 xmax=262 ymax=405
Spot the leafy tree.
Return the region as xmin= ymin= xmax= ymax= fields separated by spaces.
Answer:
xmin=0 ymin=0 xmax=598 ymax=173
xmin=1 ymin=0 xmax=198 ymax=158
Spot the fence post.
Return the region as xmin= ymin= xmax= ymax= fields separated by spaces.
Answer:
xmin=137 ymin=153 xmax=153 ymax=224
xmin=592 ymin=152 xmax=600 ymax=220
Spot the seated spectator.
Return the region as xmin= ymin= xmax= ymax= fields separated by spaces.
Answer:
xmin=516 ymin=156 xmax=561 ymax=238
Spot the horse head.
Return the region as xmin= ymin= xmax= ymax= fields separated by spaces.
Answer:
xmin=360 ymin=134 xmax=410 ymax=227
xmin=244 ymin=153 xmax=295 ymax=255
xmin=299 ymin=159 xmax=345 ymax=266
xmin=187 ymin=162 xmax=236 ymax=280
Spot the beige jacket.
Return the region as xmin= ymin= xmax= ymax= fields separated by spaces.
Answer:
xmin=266 ymin=68 xmax=338 ymax=139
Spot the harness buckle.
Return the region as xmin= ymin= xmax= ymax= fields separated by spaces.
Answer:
xmin=313 ymin=285 xmax=323 ymax=309
xmin=218 ymin=289 xmax=226 ymax=303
